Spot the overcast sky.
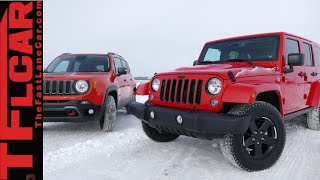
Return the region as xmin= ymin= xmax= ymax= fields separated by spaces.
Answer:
xmin=44 ymin=0 xmax=320 ymax=76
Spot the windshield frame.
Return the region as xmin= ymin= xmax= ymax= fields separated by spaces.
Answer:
xmin=45 ymin=55 xmax=110 ymax=73
xmin=198 ymin=35 xmax=281 ymax=64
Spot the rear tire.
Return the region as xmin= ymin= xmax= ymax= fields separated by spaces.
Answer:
xmin=306 ymin=106 xmax=320 ymax=130
xmin=99 ymin=95 xmax=116 ymax=132
xmin=220 ymin=101 xmax=286 ymax=171
xmin=142 ymin=122 xmax=179 ymax=142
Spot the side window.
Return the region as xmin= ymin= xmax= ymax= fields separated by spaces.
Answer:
xmin=303 ymin=43 xmax=314 ymax=66
xmin=54 ymin=60 xmax=70 ymax=72
xmin=120 ymin=59 xmax=130 ymax=74
xmin=113 ymin=58 xmax=122 ymax=74
xmin=285 ymin=39 xmax=300 ymax=64
xmin=315 ymin=46 xmax=320 ymax=67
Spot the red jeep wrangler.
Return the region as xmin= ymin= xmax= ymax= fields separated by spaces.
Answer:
xmin=128 ymin=32 xmax=320 ymax=171
xmin=44 ymin=53 xmax=136 ymax=131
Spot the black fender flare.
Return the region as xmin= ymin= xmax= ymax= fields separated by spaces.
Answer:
xmin=105 ymin=86 xmax=118 ymax=105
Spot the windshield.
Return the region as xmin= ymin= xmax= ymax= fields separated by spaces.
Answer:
xmin=199 ymin=36 xmax=280 ymax=64
xmin=46 ymin=55 xmax=110 ymax=73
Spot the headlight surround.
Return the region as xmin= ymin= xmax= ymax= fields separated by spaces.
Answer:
xmin=207 ymin=78 xmax=222 ymax=95
xmin=151 ymin=78 xmax=160 ymax=92
xmin=74 ymin=80 xmax=89 ymax=93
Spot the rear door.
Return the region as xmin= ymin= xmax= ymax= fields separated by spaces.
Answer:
xmin=302 ymin=42 xmax=318 ymax=107
xmin=282 ymin=36 xmax=306 ymax=113
xmin=120 ymin=59 xmax=134 ymax=102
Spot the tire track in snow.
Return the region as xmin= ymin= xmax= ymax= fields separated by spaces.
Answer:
xmin=44 ymin=115 xmax=145 ymax=176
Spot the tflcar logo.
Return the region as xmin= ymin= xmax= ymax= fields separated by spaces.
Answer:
xmin=0 ymin=1 xmax=43 ymax=179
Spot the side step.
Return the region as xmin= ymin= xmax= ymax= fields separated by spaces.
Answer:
xmin=283 ymin=107 xmax=314 ymax=121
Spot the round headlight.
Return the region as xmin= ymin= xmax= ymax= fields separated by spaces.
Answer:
xmin=151 ymin=78 xmax=160 ymax=92
xmin=207 ymin=78 xmax=222 ymax=95
xmin=75 ymin=80 xmax=89 ymax=93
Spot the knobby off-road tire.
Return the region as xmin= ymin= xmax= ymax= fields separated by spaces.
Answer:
xmin=220 ymin=101 xmax=286 ymax=171
xmin=306 ymin=106 xmax=320 ymax=130
xmin=100 ymin=95 xmax=116 ymax=132
xmin=126 ymin=93 xmax=136 ymax=115
xmin=142 ymin=122 xmax=179 ymax=142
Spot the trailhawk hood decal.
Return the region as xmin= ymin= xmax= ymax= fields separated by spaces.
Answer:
xmin=156 ymin=64 xmax=276 ymax=79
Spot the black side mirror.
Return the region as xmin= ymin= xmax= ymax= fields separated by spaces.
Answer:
xmin=284 ymin=53 xmax=304 ymax=74
xmin=117 ymin=67 xmax=128 ymax=76
xmin=193 ymin=60 xmax=198 ymax=66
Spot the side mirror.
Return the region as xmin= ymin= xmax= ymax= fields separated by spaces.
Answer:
xmin=193 ymin=60 xmax=198 ymax=66
xmin=284 ymin=53 xmax=304 ymax=74
xmin=117 ymin=67 xmax=128 ymax=76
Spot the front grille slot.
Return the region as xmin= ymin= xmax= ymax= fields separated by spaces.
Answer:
xmin=182 ymin=80 xmax=189 ymax=104
xmin=159 ymin=78 xmax=202 ymax=105
xmin=43 ymin=80 xmax=75 ymax=95
xmin=196 ymin=80 xmax=203 ymax=104
xmin=176 ymin=80 xmax=183 ymax=103
xmin=160 ymin=80 xmax=166 ymax=101
xmin=170 ymin=80 xmax=177 ymax=102
xmin=165 ymin=80 xmax=171 ymax=102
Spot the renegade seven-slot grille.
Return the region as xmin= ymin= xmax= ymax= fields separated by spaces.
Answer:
xmin=159 ymin=79 xmax=203 ymax=105
xmin=43 ymin=80 xmax=77 ymax=95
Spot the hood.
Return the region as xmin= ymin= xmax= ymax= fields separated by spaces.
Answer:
xmin=156 ymin=64 xmax=276 ymax=79
xmin=44 ymin=72 xmax=107 ymax=80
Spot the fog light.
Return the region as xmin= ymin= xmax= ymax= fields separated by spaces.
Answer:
xmin=150 ymin=111 xmax=155 ymax=119
xmin=176 ymin=115 xmax=183 ymax=124
xmin=150 ymin=94 xmax=154 ymax=100
xmin=81 ymin=101 xmax=90 ymax=104
xmin=88 ymin=109 xmax=94 ymax=115
xmin=211 ymin=99 xmax=219 ymax=107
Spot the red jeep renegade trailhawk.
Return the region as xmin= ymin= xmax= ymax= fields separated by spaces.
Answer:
xmin=128 ymin=32 xmax=320 ymax=171
xmin=44 ymin=53 xmax=136 ymax=131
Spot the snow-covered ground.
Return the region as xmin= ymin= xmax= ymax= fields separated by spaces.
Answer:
xmin=44 ymin=95 xmax=320 ymax=180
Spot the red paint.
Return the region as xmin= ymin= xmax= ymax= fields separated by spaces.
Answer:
xmin=44 ymin=54 xmax=135 ymax=106
xmin=137 ymin=32 xmax=320 ymax=117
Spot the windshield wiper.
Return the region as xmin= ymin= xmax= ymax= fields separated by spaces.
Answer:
xmin=223 ymin=59 xmax=255 ymax=66
xmin=198 ymin=61 xmax=222 ymax=65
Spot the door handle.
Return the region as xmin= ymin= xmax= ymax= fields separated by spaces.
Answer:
xmin=311 ymin=72 xmax=318 ymax=77
xmin=298 ymin=72 xmax=307 ymax=77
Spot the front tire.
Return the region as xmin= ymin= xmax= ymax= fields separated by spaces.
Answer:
xmin=306 ymin=106 xmax=320 ymax=130
xmin=220 ymin=101 xmax=286 ymax=171
xmin=142 ymin=122 xmax=179 ymax=142
xmin=100 ymin=95 xmax=116 ymax=132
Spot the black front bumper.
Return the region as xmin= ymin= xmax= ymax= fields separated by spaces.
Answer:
xmin=44 ymin=100 xmax=104 ymax=122
xmin=128 ymin=102 xmax=251 ymax=140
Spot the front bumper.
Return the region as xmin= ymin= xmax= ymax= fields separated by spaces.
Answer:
xmin=44 ymin=100 xmax=104 ymax=122
xmin=128 ymin=102 xmax=251 ymax=140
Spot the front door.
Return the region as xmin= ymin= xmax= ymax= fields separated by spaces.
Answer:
xmin=282 ymin=36 xmax=305 ymax=114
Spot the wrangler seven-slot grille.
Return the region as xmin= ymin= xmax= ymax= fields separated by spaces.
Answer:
xmin=159 ymin=79 xmax=203 ymax=105
xmin=43 ymin=80 xmax=77 ymax=95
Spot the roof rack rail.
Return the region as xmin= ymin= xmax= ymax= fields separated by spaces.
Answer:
xmin=61 ymin=53 xmax=72 ymax=55
xmin=108 ymin=52 xmax=124 ymax=59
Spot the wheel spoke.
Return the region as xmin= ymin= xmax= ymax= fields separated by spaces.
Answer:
xmin=249 ymin=120 xmax=258 ymax=133
xmin=254 ymin=144 xmax=263 ymax=158
xmin=262 ymin=136 xmax=276 ymax=146
xmin=244 ymin=138 xmax=254 ymax=148
xmin=259 ymin=120 xmax=272 ymax=131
